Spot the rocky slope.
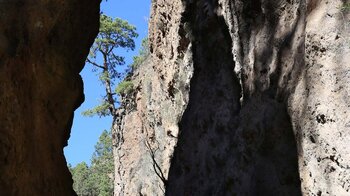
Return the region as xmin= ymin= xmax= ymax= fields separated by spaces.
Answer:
xmin=115 ymin=0 xmax=350 ymax=195
xmin=0 ymin=0 xmax=100 ymax=195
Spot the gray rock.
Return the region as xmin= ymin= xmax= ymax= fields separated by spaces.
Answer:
xmin=115 ymin=0 xmax=350 ymax=195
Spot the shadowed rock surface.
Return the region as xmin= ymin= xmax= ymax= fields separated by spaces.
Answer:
xmin=0 ymin=0 xmax=100 ymax=195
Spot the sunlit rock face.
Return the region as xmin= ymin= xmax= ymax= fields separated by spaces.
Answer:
xmin=115 ymin=0 xmax=350 ymax=195
xmin=113 ymin=1 xmax=193 ymax=194
xmin=0 ymin=0 xmax=100 ymax=195
xmin=292 ymin=0 xmax=350 ymax=195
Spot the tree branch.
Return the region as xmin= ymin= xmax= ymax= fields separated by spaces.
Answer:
xmin=107 ymin=45 xmax=115 ymax=54
xmin=86 ymin=58 xmax=105 ymax=70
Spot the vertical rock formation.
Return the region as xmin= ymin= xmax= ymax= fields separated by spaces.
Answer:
xmin=167 ymin=0 xmax=302 ymax=195
xmin=116 ymin=0 xmax=350 ymax=195
xmin=113 ymin=1 xmax=193 ymax=194
xmin=0 ymin=0 xmax=348 ymax=194
xmin=291 ymin=0 xmax=350 ymax=195
xmin=0 ymin=0 xmax=100 ymax=195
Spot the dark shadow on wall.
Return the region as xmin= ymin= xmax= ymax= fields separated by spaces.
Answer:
xmin=165 ymin=1 xmax=241 ymax=195
xmin=166 ymin=0 xmax=302 ymax=195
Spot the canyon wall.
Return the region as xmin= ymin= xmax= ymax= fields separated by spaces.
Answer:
xmin=0 ymin=0 xmax=100 ymax=195
xmin=115 ymin=0 xmax=350 ymax=195
xmin=0 ymin=0 xmax=349 ymax=195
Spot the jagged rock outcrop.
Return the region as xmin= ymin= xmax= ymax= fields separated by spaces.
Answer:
xmin=0 ymin=1 xmax=100 ymax=195
xmin=115 ymin=0 xmax=350 ymax=195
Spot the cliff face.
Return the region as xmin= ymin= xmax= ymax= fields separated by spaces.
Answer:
xmin=1 ymin=0 xmax=347 ymax=195
xmin=0 ymin=0 xmax=100 ymax=195
xmin=113 ymin=1 xmax=193 ymax=193
xmin=293 ymin=1 xmax=350 ymax=194
xmin=116 ymin=0 xmax=350 ymax=195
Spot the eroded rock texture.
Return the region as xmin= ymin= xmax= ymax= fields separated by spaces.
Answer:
xmin=0 ymin=1 xmax=100 ymax=195
xmin=168 ymin=0 xmax=302 ymax=195
xmin=117 ymin=0 xmax=349 ymax=195
xmin=292 ymin=0 xmax=350 ymax=195
xmin=113 ymin=1 xmax=193 ymax=194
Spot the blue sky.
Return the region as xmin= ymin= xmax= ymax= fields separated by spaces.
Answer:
xmin=64 ymin=0 xmax=151 ymax=167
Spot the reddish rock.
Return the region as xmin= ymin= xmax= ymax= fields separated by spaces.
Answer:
xmin=0 ymin=1 xmax=100 ymax=195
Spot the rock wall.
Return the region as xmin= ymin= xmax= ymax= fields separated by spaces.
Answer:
xmin=113 ymin=1 xmax=193 ymax=194
xmin=116 ymin=0 xmax=350 ymax=195
xmin=292 ymin=0 xmax=350 ymax=194
xmin=0 ymin=0 xmax=348 ymax=195
xmin=167 ymin=0 xmax=302 ymax=194
xmin=0 ymin=0 xmax=100 ymax=195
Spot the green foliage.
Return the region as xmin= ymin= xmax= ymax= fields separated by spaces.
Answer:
xmin=98 ymin=71 xmax=110 ymax=83
xmin=130 ymin=38 xmax=149 ymax=70
xmin=71 ymin=162 xmax=96 ymax=196
xmin=82 ymin=101 xmax=111 ymax=117
xmin=90 ymin=130 xmax=114 ymax=196
xmin=90 ymin=14 xmax=138 ymax=57
xmin=88 ymin=14 xmax=138 ymax=80
xmin=340 ymin=3 xmax=350 ymax=11
xmin=112 ymin=38 xmax=149 ymax=96
xmin=84 ymin=14 xmax=138 ymax=117
xmin=92 ymin=130 xmax=113 ymax=159
xmin=115 ymin=81 xmax=134 ymax=95
xmin=70 ymin=131 xmax=114 ymax=196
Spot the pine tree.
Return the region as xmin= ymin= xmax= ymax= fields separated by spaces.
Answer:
xmin=70 ymin=130 xmax=114 ymax=196
xmin=83 ymin=14 xmax=138 ymax=118
xmin=90 ymin=130 xmax=114 ymax=196
xmin=71 ymin=162 xmax=95 ymax=196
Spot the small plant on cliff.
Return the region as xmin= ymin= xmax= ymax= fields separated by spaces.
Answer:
xmin=130 ymin=38 xmax=149 ymax=71
xmin=339 ymin=3 xmax=350 ymax=49
xmin=83 ymin=14 xmax=138 ymax=118
xmin=340 ymin=3 xmax=350 ymax=11
xmin=112 ymin=37 xmax=148 ymax=97
xmin=115 ymin=80 xmax=134 ymax=95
